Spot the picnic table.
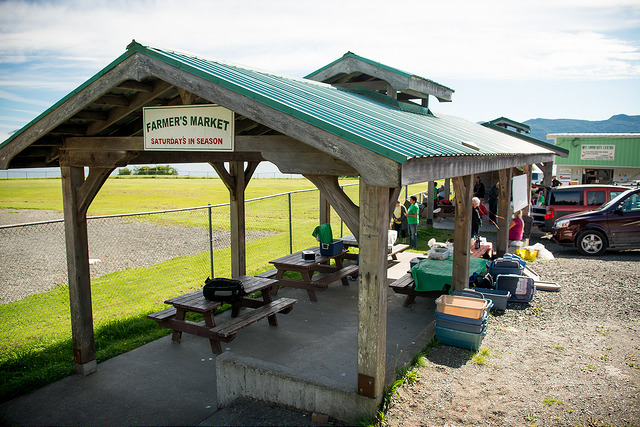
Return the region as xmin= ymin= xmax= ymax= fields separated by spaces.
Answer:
xmin=390 ymin=256 xmax=489 ymax=307
xmin=471 ymin=241 xmax=494 ymax=259
xmin=264 ymin=246 xmax=358 ymax=302
xmin=147 ymin=275 xmax=296 ymax=353
xmin=338 ymin=233 xmax=410 ymax=261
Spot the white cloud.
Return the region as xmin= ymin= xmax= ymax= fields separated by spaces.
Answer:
xmin=0 ymin=0 xmax=638 ymax=81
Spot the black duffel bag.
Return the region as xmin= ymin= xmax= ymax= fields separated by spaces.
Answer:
xmin=202 ymin=277 xmax=246 ymax=302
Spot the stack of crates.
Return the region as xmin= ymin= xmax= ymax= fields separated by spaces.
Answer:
xmin=488 ymin=254 xmax=535 ymax=303
xmin=434 ymin=294 xmax=491 ymax=351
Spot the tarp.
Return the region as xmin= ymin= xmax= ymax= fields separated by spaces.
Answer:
xmin=412 ymin=257 xmax=488 ymax=292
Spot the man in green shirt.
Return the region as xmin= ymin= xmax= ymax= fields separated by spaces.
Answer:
xmin=406 ymin=195 xmax=419 ymax=248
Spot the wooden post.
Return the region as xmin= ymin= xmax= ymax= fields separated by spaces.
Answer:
xmin=451 ymin=175 xmax=473 ymax=291
xmin=60 ymin=165 xmax=113 ymax=375
xmin=357 ymin=179 xmax=388 ymax=399
xmin=211 ymin=161 xmax=258 ymax=278
xmin=523 ymin=165 xmax=532 ymax=217
xmin=541 ymin=161 xmax=553 ymax=186
xmin=497 ymin=168 xmax=513 ymax=256
xmin=444 ymin=178 xmax=451 ymax=200
xmin=229 ymin=162 xmax=246 ymax=277
xmin=426 ymin=181 xmax=435 ymax=226
xmin=319 ymin=193 xmax=330 ymax=226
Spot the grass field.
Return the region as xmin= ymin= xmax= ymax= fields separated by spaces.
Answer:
xmin=0 ymin=177 xmax=448 ymax=402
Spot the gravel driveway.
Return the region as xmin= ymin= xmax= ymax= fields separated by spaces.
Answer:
xmin=383 ymin=234 xmax=640 ymax=427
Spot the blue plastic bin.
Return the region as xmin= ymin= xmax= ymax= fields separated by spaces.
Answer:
xmin=436 ymin=317 xmax=487 ymax=334
xmin=472 ymin=288 xmax=511 ymax=310
xmin=435 ymin=325 xmax=487 ymax=351
xmin=435 ymin=309 xmax=488 ymax=326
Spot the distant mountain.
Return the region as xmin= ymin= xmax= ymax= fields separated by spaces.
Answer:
xmin=524 ymin=114 xmax=640 ymax=142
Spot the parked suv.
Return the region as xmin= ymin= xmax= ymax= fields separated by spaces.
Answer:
xmin=531 ymin=185 xmax=628 ymax=232
xmin=552 ymin=188 xmax=640 ymax=255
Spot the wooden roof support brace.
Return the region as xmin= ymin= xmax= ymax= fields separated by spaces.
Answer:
xmin=61 ymin=165 xmax=114 ymax=375
xmin=496 ymin=168 xmax=513 ymax=256
xmin=210 ymin=161 xmax=259 ymax=277
xmin=304 ymin=174 xmax=360 ymax=240
xmin=451 ymin=175 xmax=473 ymax=291
xmin=357 ymin=180 xmax=389 ymax=399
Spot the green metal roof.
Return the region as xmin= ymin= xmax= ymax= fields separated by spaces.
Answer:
xmin=2 ymin=41 xmax=554 ymax=165
xmin=304 ymin=51 xmax=455 ymax=93
xmin=482 ymin=122 xmax=569 ymax=157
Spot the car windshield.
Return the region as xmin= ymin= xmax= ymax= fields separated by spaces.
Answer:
xmin=596 ymin=189 xmax=636 ymax=211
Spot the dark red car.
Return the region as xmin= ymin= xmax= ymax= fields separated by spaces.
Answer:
xmin=552 ymin=188 xmax=640 ymax=256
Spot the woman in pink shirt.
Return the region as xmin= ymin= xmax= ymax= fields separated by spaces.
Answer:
xmin=508 ymin=210 xmax=524 ymax=242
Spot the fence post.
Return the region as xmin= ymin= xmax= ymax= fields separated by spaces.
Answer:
xmin=288 ymin=193 xmax=293 ymax=254
xmin=208 ymin=203 xmax=214 ymax=278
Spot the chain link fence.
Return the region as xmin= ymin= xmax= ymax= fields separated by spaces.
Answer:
xmin=0 ymin=184 xmax=360 ymax=374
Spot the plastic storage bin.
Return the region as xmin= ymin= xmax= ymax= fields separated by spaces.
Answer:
xmin=320 ymin=240 xmax=344 ymax=256
xmin=435 ymin=309 xmax=488 ymax=326
xmin=435 ymin=325 xmax=487 ymax=351
xmin=472 ymin=288 xmax=511 ymax=310
xmin=435 ymin=295 xmax=489 ymax=319
xmin=488 ymin=257 xmax=525 ymax=280
xmin=496 ymin=274 xmax=535 ymax=303
xmin=409 ymin=257 xmax=428 ymax=269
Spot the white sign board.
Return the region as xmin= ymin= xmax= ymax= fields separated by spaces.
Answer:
xmin=143 ymin=105 xmax=234 ymax=151
xmin=581 ymin=145 xmax=614 ymax=161
xmin=511 ymin=174 xmax=529 ymax=212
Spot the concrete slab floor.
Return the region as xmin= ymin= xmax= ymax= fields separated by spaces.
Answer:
xmin=0 ymin=254 xmax=436 ymax=426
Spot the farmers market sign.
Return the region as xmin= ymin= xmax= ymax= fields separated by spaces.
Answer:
xmin=143 ymin=105 xmax=234 ymax=151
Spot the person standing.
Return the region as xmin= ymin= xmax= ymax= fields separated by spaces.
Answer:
xmin=406 ymin=196 xmax=419 ymax=248
xmin=471 ymin=197 xmax=482 ymax=237
xmin=391 ymin=200 xmax=408 ymax=244
xmin=473 ymin=176 xmax=485 ymax=200
xmin=487 ymin=181 xmax=499 ymax=223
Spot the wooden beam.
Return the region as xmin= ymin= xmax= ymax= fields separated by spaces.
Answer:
xmin=77 ymin=167 xmax=115 ymax=217
xmin=304 ymin=174 xmax=360 ymax=240
xmin=496 ymin=168 xmax=513 ymax=256
xmin=451 ymin=175 xmax=473 ymax=291
xmin=401 ymin=153 xmax=556 ymax=186
xmin=86 ymin=80 xmax=173 ymax=135
xmin=177 ymin=88 xmax=198 ymax=105
xmin=357 ymin=179 xmax=388 ymax=399
xmin=117 ymin=80 xmax=153 ymax=92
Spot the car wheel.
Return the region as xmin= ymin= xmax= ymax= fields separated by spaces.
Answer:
xmin=576 ymin=230 xmax=607 ymax=256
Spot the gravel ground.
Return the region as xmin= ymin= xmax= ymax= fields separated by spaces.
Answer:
xmin=382 ymin=234 xmax=640 ymax=427
xmin=0 ymin=209 xmax=273 ymax=303
xmin=2 ymin=209 xmax=639 ymax=426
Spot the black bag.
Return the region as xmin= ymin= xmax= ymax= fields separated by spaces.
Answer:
xmin=202 ymin=277 xmax=246 ymax=302
xmin=473 ymin=272 xmax=494 ymax=289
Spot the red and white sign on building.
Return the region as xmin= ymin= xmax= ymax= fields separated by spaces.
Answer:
xmin=580 ymin=145 xmax=615 ymax=161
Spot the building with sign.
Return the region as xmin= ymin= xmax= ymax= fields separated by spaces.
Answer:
xmin=548 ymin=133 xmax=640 ymax=185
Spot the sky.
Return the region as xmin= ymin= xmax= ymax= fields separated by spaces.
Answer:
xmin=0 ymin=0 xmax=639 ymax=174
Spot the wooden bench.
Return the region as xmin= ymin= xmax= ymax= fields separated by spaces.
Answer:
xmin=255 ymin=268 xmax=278 ymax=279
xmin=147 ymin=306 xmax=178 ymax=322
xmin=210 ymin=297 xmax=297 ymax=340
xmin=389 ymin=273 xmax=450 ymax=307
xmin=388 ymin=244 xmax=410 ymax=260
